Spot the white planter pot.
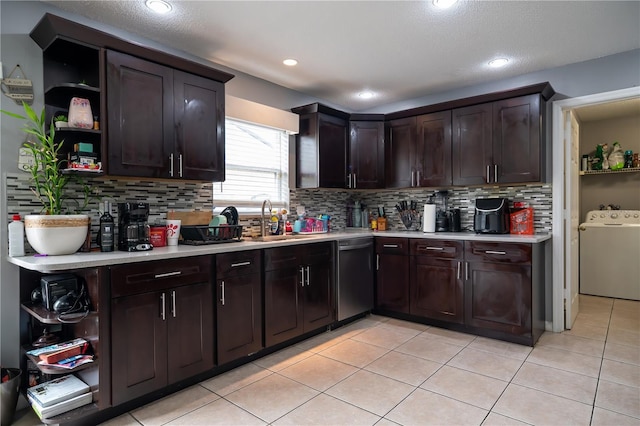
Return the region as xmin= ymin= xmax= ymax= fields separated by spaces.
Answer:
xmin=24 ymin=215 xmax=89 ymax=255
xmin=54 ymin=121 xmax=68 ymax=129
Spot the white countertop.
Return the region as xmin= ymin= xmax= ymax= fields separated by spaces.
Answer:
xmin=7 ymin=231 xmax=550 ymax=272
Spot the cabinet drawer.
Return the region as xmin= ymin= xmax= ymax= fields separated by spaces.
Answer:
xmin=411 ymin=239 xmax=462 ymax=258
xmin=217 ymin=250 xmax=262 ymax=278
xmin=376 ymin=238 xmax=409 ymax=255
xmin=111 ymin=256 xmax=212 ymax=297
xmin=465 ymin=242 xmax=531 ymax=264
xmin=264 ymin=245 xmax=301 ymax=271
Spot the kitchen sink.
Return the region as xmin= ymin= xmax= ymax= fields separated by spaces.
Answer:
xmin=250 ymin=234 xmax=316 ymax=242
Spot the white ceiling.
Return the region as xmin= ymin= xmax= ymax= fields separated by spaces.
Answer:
xmin=43 ymin=0 xmax=640 ymax=112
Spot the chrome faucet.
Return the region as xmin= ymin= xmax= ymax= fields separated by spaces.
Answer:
xmin=261 ymin=199 xmax=273 ymax=237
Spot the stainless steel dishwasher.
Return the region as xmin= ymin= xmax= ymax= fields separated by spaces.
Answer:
xmin=337 ymin=237 xmax=374 ymax=321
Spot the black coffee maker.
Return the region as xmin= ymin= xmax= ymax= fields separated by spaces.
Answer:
xmin=118 ymin=202 xmax=152 ymax=251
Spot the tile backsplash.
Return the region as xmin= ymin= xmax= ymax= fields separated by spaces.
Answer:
xmin=5 ymin=171 xmax=552 ymax=252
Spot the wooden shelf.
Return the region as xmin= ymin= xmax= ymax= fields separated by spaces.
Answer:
xmin=45 ymin=84 xmax=100 ymax=111
xmin=21 ymin=303 xmax=97 ymax=325
xmin=580 ymin=168 xmax=640 ymax=176
xmin=25 ymin=351 xmax=97 ymax=375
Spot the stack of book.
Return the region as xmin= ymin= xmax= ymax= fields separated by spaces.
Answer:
xmin=26 ymin=338 xmax=94 ymax=386
xmin=27 ymin=374 xmax=92 ymax=419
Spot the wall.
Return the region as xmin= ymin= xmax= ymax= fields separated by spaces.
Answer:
xmin=579 ymin=115 xmax=640 ymax=217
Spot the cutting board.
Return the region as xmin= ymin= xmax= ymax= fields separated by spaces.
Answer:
xmin=166 ymin=211 xmax=213 ymax=226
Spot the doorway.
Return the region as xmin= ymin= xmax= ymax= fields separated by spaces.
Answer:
xmin=551 ymin=87 xmax=640 ymax=332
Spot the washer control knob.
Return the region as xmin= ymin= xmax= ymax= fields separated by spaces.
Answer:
xmin=611 ymin=213 xmax=618 ymax=219
xmin=591 ymin=214 xmax=597 ymax=220
xmin=625 ymin=213 xmax=631 ymax=218
xmin=635 ymin=213 xmax=639 ymax=218
xmin=600 ymin=214 xmax=606 ymax=218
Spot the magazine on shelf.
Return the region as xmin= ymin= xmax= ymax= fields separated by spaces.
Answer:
xmin=27 ymin=374 xmax=89 ymax=408
xmin=26 ymin=338 xmax=90 ymax=364
xmin=28 ymin=391 xmax=92 ymax=419
xmin=38 ymin=354 xmax=94 ymax=370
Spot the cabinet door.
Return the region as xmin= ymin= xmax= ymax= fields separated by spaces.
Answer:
xmin=465 ymin=262 xmax=532 ymax=337
xmin=264 ymin=267 xmax=304 ymax=347
xmin=493 ymin=94 xmax=541 ymax=183
xmin=411 ymin=257 xmax=463 ymax=324
xmin=385 ymin=117 xmax=416 ymax=188
xmin=296 ymin=112 xmax=348 ymax=188
xmin=167 ymin=282 xmax=214 ymax=383
xmin=106 ymin=50 xmax=173 ymax=178
xmin=174 ymin=70 xmax=225 ymax=181
xmin=375 ymin=253 xmax=410 ymax=314
xmin=452 ymin=103 xmax=493 ymax=186
xmin=415 ymin=111 xmax=452 ymax=187
xmin=303 ymin=243 xmax=335 ymax=331
xmin=217 ymin=273 xmax=263 ymax=365
xmin=349 ymin=121 xmax=384 ymax=189
xmin=111 ymin=291 xmax=167 ymax=405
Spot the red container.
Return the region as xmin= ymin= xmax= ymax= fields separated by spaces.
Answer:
xmin=150 ymin=226 xmax=167 ymax=247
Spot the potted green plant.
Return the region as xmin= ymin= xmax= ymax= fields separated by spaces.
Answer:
xmin=2 ymin=102 xmax=92 ymax=255
xmin=53 ymin=114 xmax=68 ymax=129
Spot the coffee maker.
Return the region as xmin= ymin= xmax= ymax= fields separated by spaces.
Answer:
xmin=118 ymin=202 xmax=152 ymax=251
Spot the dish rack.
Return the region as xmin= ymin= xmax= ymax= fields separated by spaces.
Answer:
xmin=180 ymin=225 xmax=243 ymax=245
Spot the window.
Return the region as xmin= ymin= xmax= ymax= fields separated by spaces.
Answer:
xmin=213 ymin=118 xmax=289 ymax=214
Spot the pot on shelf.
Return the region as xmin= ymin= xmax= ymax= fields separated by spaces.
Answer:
xmin=25 ymin=215 xmax=90 ymax=255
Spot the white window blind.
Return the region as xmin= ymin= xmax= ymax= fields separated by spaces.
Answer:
xmin=213 ymin=118 xmax=289 ymax=214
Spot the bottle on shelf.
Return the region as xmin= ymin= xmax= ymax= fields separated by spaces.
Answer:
xmin=8 ymin=214 xmax=25 ymax=257
xmin=99 ymin=201 xmax=114 ymax=252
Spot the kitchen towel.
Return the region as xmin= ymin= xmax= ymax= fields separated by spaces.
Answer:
xmin=423 ymin=204 xmax=436 ymax=233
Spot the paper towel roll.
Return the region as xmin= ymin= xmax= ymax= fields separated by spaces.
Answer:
xmin=423 ymin=204 xmax=436 ymax=233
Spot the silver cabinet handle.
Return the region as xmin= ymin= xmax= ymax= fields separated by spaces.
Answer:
xmin=155 ymin=271 xmax=182 ymax=279
xmin=485 ymin=250 xmax=507 ymax=255
xmin=220 ymin=280 xmax=225 ymax=306
xmin=457 ymin=261 xmax=461 ymax=280
xmin=411 ymin=170 xmax=415 ymax=187
xmin=300 ymin=266 xmax=305 ymax=287
xmin=426 ymin=247 xmax=444 ymax=251
xmin=383 ymin=244 xmax=399 ymax=248
xmin=494 ymin=164 xmax=498 ymax=183
xmin=306 ymin=266 xmax=310 ymax=286
xmin=353 ymin=173 xmax=357 ymax=189
xmin=160 ymin=293 xmax=166 ymax=321
xmin=179 ymin=154 xmax=183 ymax=178
xmin=171 ymin=290 xmax=176 ymax=318
xmin=231 ymin=261 xmax=251 ymax=268
xmin=486 ymin=165 xmax=490 ymax=183
xmin=376 ymin=254 xmax=380 ymax=271
xmin=465 ymin=262 xmax=469 ymax=281
xmin=416 ymin=170 xmax=421 ymax=187
xmin=169 ymin=153 xmax=174 ymax=177
xmin=347 ymin=173 xmax=352 ymax=189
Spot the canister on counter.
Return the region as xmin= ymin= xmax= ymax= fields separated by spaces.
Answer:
xmin=581 ymin=155 xmax=589 ymax=171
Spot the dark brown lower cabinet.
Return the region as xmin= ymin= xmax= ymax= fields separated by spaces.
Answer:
xmin=216 ymin=251 xmax=263 ymax=365
xmin=264 ymin=243 xmax=334 ymax=347
xmin=375 ymin=238 xmax=410 ymax=314
xmin=410 ymin=240 xmax=463 ymax=324
xmin=110 ymin=257 xmax=214 ymax=405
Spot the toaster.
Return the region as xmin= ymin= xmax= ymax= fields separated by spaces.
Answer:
xmin=474 ymin=198 xmax=510 ymax=234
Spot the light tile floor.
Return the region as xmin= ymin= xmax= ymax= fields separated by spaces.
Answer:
xmin=13 ymin=295 xmax=639 ymax=425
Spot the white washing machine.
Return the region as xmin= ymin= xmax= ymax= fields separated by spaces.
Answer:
xmin=579 ymin=210 xmax=640 ymax=301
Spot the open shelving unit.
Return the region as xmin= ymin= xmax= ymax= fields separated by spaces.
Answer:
xmin=580 ymin=168 xmax=640 ymax=176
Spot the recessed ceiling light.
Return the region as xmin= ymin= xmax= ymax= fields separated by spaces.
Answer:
xmin=283 ymin=59 xmax=298 ymax=66
xmin=433 ymin=0 xmax=458 ymax=9
xmin=358 ymin=91 xmax=375 ymax=99
xmin=489 ymin=58 xmax=509 ymax=68
xmin=146 ymin=0 xmax=172 ymax=14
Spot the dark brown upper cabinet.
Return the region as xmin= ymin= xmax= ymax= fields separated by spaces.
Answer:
xmin=452 ymin=94 xmax=543 ymax=185
xmin=31 ymin=13 xmax=233 ymax=182
xmin=107 ymin=50 xmax=225 ymax=181
xmin=349 ymin=119 xmax=385 ymax=189
xmin=293 ymin=104 xmax=349 ymax=189
xmin=415 ymin=111 xmax=452 ymax=187
xmin=385 ymin=117 xmax=416 ymax=188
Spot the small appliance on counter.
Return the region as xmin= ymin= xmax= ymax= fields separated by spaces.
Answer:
xmin=474 ymin=198 xmax=510 ymax=234
xmin=117 ymin=202 xmax=152 ymax=251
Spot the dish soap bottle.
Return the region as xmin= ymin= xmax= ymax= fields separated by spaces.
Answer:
xmin=8 ymin=214 xmax=25 ymax=257
xmin=270 ymin=209 xmax=280 ymax=235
